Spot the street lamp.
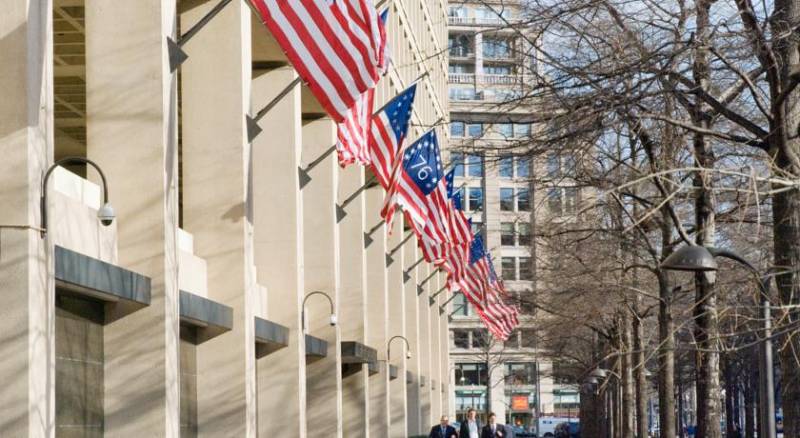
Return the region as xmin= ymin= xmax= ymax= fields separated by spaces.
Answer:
xmin=301 ymin=291 xmax=336 ymax=333
xmin=41 ymin=157 xmax=115 ymax=237
xmin=388 ymin=335 xmax=411 ymax=360
xmin=661 ymin=245 xmax=776 ymax=438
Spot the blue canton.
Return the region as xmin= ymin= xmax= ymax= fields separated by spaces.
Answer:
xmin=384 ymin=84 xmax=416 ymax=142
xmin=469 ymin=234 xmax=486 ymax=265
xmin=452 ymin=191 xmax=464 ymax=211
xmin=444 ymin=169 xmax=456 ymax=199
xmin=402 ymin=129 xmax=442 ymax=196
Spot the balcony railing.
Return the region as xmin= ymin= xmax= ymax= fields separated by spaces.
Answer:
xmin=448 ymin=74 xmax=530 ymax=85
xmin=448 ymin=16 xmax=519 ymax=26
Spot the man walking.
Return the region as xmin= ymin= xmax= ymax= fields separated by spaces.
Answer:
xmin=460 ymin=408 xmax=481 ymax=438
xmin=429 ymin=415 xmax=458 ymax=438
xmin=481 ymin=412 xmax=505 ymax=438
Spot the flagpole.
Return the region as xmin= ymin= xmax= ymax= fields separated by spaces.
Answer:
xmin=371 ymin=71 xmax=430 ymax=117
xmin=247 ymin=76 xmax=304 ymax=141
xmin=168 ymin=0 xmax=234 ymax=71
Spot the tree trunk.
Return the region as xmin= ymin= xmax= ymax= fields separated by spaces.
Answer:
xmin=744 ymin=363 xmax=756 ymax=438
xmin=633 ymin=315 xmax=649 ymax=438
xmin=724 ymin=356 xmax=737 ymax=436
xmin=621 ymin=313 xmax=635 ymax=438
xmin=658 ymin=272 xmax=677 ymax=438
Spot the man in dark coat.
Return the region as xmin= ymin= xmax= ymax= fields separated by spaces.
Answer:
xmin=481 ymin=412 xmax=506 ymax=438
xmin=429 ymin=415 xmax=458 ymax=438
xmin=459 ymin=408 xmax=482 ymax=438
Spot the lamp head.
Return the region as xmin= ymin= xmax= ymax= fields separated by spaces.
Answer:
xmin=98 ymin=203 xmax=115 ymax=226
xmin=590 ymin=367 xmax=607 ymax=379
xmin=329 ymin=314 xmax=338 ymax=326
xmin=585 ymin=376 xmax=599 ymax=385
xmin=661 ymin=245 xmax=717 ymax=272
xmin=406 ymin=350 xmax=412 ymax=359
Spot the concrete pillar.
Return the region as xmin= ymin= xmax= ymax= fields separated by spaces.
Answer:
xmin=301 ymin=117 xmax=343 ymax=438
xmin=489 ymin=352 xmax=506 ymax=421
xmin=366 ymin=183 xmax=389 ymax=436
xmin=387 ymin=214 xmax=408 ymax=437
xmin=539 ymin=361 xmax=555 ymax=415
xmin=251 ymin=66 xmax=307 ymax=437
xmin=85 ymin=0 xmax=180 ymax=435
xmin=0 ymin=1 xmax=53 ymax=435
xmin=439 ymin=272 xmax=452 ymax=417
xmin=429 ymin=271 xmax=442 ymax=420
xmin=404 ymin=232 xmax=422 ymax=435
xmin=418 ymin=264 xmax=433 ymax=429
xmin=180 ymin=1 xmax=255 ymax=435
xmin=474 ymin=32 xmax=484 ymax=76
xmin=338 ymin=162 xmax=369 ymax=436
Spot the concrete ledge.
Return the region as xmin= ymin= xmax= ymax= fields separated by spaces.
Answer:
xmin=179 ymin=290 xmax=233 ymax=343
xmin=368 ymin=359 xmax=379 ymax=376
xmin=54 ymin=245 xmax=150 ymax=321
xmin=304 ymin=333 xmax=328 ymax=362
xmin=255 ymin=316 xmax=289 ymax=358
xmin=389 ymin=364 xmax=399 ymax=380
xmin=341 ymin=341 xmax=377 ymax=376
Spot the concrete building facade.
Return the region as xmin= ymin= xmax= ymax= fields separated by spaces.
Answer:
xmin=445 ymin=0 xmax=582 ymax=432
xmin=0 ymin=0 xmax=451 ymax=436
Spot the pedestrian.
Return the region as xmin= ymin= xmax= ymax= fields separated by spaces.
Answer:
xmin=429 ymin=415 xmax=458 ymax=438
xmin=481 ymin=412 xmax=505 ymax=438
xmin=459 ymin=408 xmax=482 ymax=438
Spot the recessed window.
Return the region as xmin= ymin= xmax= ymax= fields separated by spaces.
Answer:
xmin=467 ymin=123 xmax=483 ymax=138
xmin=500 ymin=188 xmax=515 ymax=211
xmin=454 ymin=330 xmax=470 ymax=349
xmin=515 ymin=123 xmax=531 ymax=138
xmin=453 ymin=292 xmax=469 ymax=316
xmin=452 ymin=152 xmax=464 ymax=177
xmin=518 ymin=222 xmax=531 ymax=246
xmin=450 ymin=121 xmax=465 ymax=138
xmin=497 ymin=123 xmax=513 ymax=138
xmin=502 ymin=257 xmax=516 ymax=280
xmin=519 ymin=257 xmax=533 ymax=281
xmin=468 ymin=187 xmax=484 ymax=212
xmin=516 ymin=157 xmax=531 ymax=178
xmin=499 ymin=155 xmax=513 ymax=178
xmin=564 ymin=187 xmax=579 ymax=214
xmin=466 ymin=154 xmax=483 ymax=177
xmin=517 ymin=188 xmax=530 ymax=212
xmin=501 ymin=222 xmax=515 ymax=246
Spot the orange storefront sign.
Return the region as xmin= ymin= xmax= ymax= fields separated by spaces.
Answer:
xmin=511 ymin=394 xmax=529 ymax=411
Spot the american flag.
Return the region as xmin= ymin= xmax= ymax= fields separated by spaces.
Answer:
xmin=369 ymin=84 xmax=417 ymax=189
xmin=444 ymin=169 xmax=472 ymax=246
xmin=251 ymin=0 xmax=387 ymax=122
xmin=454 ymin=236 xmax=519 ymax=340
xmin=336 ymin=88 xmax=374 ymax=167
xmin=381 ymin=129 xmax=449 ymax=239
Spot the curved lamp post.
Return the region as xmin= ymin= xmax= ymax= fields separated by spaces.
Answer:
xmin=661 ymin=245 xmax=776 ymax=438
xmin=41 ymin=157 xmax=115 ymax=237
xmin=387 ymin=335 xmax=411 ymax=361
xmin=301 ymin=291 xmax=336 ymax=333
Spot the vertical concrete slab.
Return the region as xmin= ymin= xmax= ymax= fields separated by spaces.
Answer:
xmin=418 ymin=264 xmax=432 ymax=428
xmin=338 ymin=164 xmax=370 ymax=436
xmin=180 ymin=1 xmax=255 ymax=435
xmin=439 ymin=272 xmax=452 ymax=417
xmin=85 ymin=0 xmax=180 ymax=435
xmin=429 ymin=270 xmax=442 ymax=420
xmin=301 ymin=117 xmax=343 ymax=438
xmin=365 ymin=182 xmax=389 ymax=436
xmin=387 ymin=214 xmax=408 ymax=437
xmin=0 ymin=1 xmax=53 ymax=435
xmin=251 ymin=65 xmax=306 ymax=437
xmin=403 ymin=231 xmax=421 ymax=435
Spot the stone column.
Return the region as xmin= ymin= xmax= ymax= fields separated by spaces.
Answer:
xmin=418 ymin=264 xmax=432 ymax=428
xmin=338 ymin=164 xmax=369 ymax=436
xmin=301 ymin=118 xmax=343 ymax=438
xmin=404 ymin=232 xmax=421 ymax=435
xmin=85 ymin=0 xmax=180 ymax=435
xmin=387 ymin=214 xmax=408 ymax=437
xmin=490 ymin=350 xmax=507 ymax=421
xmin=429 ymin=270 xmax=442 ymax=420
xmin=439 ymin=272 xmax=452 ymax=417
xmin=180 ymin=1 xmax=256 ymax=435
xmin=251 ymin=65 xmax=306 ymax=437
xmin=366 ymin=182 xmax=389 ymax=436
xmin=0 ymin=1 xmax=53 ymax=435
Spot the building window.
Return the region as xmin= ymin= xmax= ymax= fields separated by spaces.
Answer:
xmin=454 ymin=329 xmax=470 ymax=349
xmin=497 ymin=123 xmax=513 ymax=138
xmin=506 ymin=363 xmax=537 ymax=385
xmin=56 ymin=294 xmax=104 ymax=436
xmin=519 ymin=257 xmax=533 ymax=281
xmin=466 ymin=154 xmax=483 ymax=176
xmin=451 ymin=152 xmax=464 ymax=177
xmin=564 ymin=187 xmax=579 ymax=215
xmin=472 ymin=329 xmax=489 ymax=349
xmin=504 ymin=330 xmax=520 ymax=349
xmin=483 ymin=38 xmax=512 ymax=59
xmin=468 ymin=187 xmax=484 ymax=212
xmin=547 ymin=153 xmax=561 ymax=178
xmin=548 ymin=187 xmax=562 ymax=213
xmin=455 ymin=390 xmax=488 ymax=418
xmin=485 ymin=65 xmax=512 ymax=75
xmin=455 ymin=362 xmax=489 ymax=386
xmin=502 ymin=257 xmax=516 ymax=280
xmin=453 ymin=292 xmax=469 ymax=316
xmin=516 ymin=157 xmax=531 ymax=178
xmin=517 ymin=188 xmax=530 ymax=212
xmin=467 ymin=123 xmax=483 ymax=138
xmin=500 ymin=222 xmax=515 ymax=246
xmin=470 ymin=221 xmax=484 ymax=242
xmin=450 ymin=121 xmax=465 ymax=138
xmin=500 ymin=188 xmax=514 ymax=211
xmin=499 ymin=155 xmax=513 ymax=178
xmin=514 ymin=123 xmax=531 ymax=137
xmin=518 ymin=222 xmax=531 ymax=246
xmin=449 ymin=63 xmax=475 ymax=74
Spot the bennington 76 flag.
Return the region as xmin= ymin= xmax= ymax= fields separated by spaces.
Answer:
xmin=250 ymin=0 xmax=387 ymax=122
